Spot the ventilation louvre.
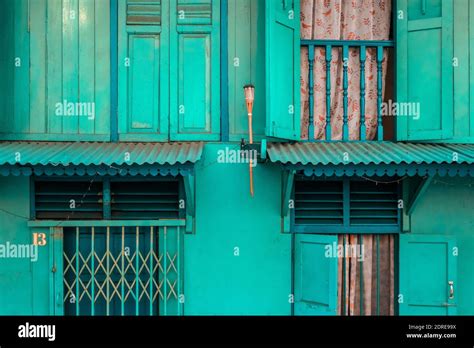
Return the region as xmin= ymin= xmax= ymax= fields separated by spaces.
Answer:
xmin=111 ymin=181 xmax=180 ymax=220
xmin=294 ymin=178 xmax=399 ymax=228
xmin=294 ymin=180 xmax=344 ymax=225
xmin=177 ymin=0 xmax=212 ymax=25
xmin=35 ymin=181 xmax=103 ymax=220
xmin=127 ymin=0 xmax=161 ymax=25
xmin=350 ymin=181 xmax=399 ymax=226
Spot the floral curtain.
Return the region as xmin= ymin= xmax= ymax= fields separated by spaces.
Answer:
xmin=300 ymin=0 xmax=392 ymax=140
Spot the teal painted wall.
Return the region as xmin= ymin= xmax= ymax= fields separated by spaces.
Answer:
xmin=409 ymin=177 xmax=474 ymax=315
xmin=184 ymin=143 xmax=292 ymax=315
xmin=0 ymin=168 xmax=473 ymax=315
xmin=0 ymin=177 xmax=51 ymax=315
xmin=0 ymin=177 xmax=32 ymax=314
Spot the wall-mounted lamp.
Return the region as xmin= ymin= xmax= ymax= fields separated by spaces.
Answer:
xmin=244 ymin=84 xmax=255 ymax=197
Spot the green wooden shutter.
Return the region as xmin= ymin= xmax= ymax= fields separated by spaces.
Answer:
xmin=396 ymin=0 xmax=454 ymax=141
xmin=294 ymin=234 xmax=338 ymax=315
xmin=294 ymin=180 xmax=344 ymax=226
xmin=399 ymin=234 xmax=457 ymax=315
xmin=170 ymin=0 xmax=220 ymax=141
xmin=34 ymin=180 xmax=103 ymax=220
xmin=110 ymin=180 xmax=180 ymax=219
xmin=118 ymin=0 xmax=169 ymax=141
xmin=265 ymin=0 xmax=300 ymax=140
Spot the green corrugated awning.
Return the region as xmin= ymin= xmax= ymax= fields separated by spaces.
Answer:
xmin=267 ymin=142 xmax=474 ymax=177
xmin=0 ymin=142 xmax=204 ymax=176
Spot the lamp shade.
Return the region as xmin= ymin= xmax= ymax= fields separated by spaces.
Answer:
xmin=243 ymin=84 xmax=255 ymax=104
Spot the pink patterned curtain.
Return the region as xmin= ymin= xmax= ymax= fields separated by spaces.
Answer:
xmin=300 ymin=0 xmax=392 ymax=140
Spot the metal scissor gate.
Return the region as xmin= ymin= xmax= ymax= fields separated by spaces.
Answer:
xmin=52 ymin=221 xmax=184 ymax=316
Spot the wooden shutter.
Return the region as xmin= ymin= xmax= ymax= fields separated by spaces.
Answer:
xmin=399 ymin=234 xmax=457 ymax=315
xmin=349 ymin=181 xmax=399 ymax=226
xmin=170 ymin=0 xmax=220 ymax=141
xmin=265 ymin=0 xmax=300 ymax=140
xmin=118 ymin=0 xmax=169 ymax=141
xmin=34 ymin=181 xmax=103 ymax=220
xmin=294 ymin=234 xmax=338 ymax=315
xmin=396 ymin=0 xmax=454 ymax=141
xmin=294 ymin=180 xmax=344 ymax=226
xmin=110 ymin=180 xmax=180 ymax=219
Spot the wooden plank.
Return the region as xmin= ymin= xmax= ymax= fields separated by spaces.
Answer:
xmin=28 ymin=219 xmax=186 ymax=227
xmin=29 ymin=0 xmax=47 ymax=134
xmin=13 ymin=0 xmax=30 ymax=133
xmin=1 ymin=0 xmax=14 ymax=133
xmin=47 ymin=0 xmax=63 ymax=134
xmin=78 ymin=0 xmax=96 ymax=135
xmin=453 ymin=0 xmax=470 ymax=139
xmin=470 ymin=0 xmax=474 ymax=139
xmin=228 ymin=0 xmax=251 ymax=136
xmin=62 ymin=0 xmax=79 ymax=134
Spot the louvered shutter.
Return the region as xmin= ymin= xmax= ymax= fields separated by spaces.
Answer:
xmin=110 ymin=181 xmax=180 ymax=219
xmin=34 ymin=181 xmax=103 ymax=219
xmin=294 ymin=180 xmax=344 ymax=225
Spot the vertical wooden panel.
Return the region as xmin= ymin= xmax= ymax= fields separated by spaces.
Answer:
xmin=94 ymin=0 xmax=111 ymax=135
xmin=78 ymin=0 xmax=95 ymax=134
xmin=170 ymin=0 xmax=220 ymax=141
xmin=470 ymin=0 xmax=474 ymax=139
xmin=131 ymin=35 xmax=160 ymax=133
xmin=265 ymin=0 xmax=300 ymax=140
xmin=0 ymin=0 xmax=14 ymax=133
xmin=396 ymin=0 xmax=454 ymax=141
xmin=62 ymin=0 xmax=80 ymax=134
xmin=453 ymin=0 xmax=470 ymax=139
xmin=47 ymin=0 xmax=64 ymax=134
xmin=13 ymin=0 xmax=30 ymax=133
xmin=179 ymin=33 xmax=211 ymax=131
xmin=30 ymin=0 xmax=47 ymax=134
xmin=118 ymin=0 xmax=169 ymax=141
xmin=228 ymin=0 xmax=265 ymax=140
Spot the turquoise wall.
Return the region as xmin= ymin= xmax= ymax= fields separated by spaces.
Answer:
xmin=0 ymin=177 xmax=33 ymax=314
xmin=410 ymin=177 xmax=474 ymax=315
xmin=0 ymin=163 xmax=472 ymax=315
xmin=184 ymin=143 xmax=292 ymax=315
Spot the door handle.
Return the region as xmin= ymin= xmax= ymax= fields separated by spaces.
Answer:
xmin=448 ymin=281 xmax=454 ymax=299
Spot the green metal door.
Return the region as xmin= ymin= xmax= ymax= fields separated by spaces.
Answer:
xmin=399 ymin=234 xmax=457 ymax=315
xmin=294 ymin=234 xmax=338 ymax=315
xmin=55 ymin=223 xmax=184 ymax=316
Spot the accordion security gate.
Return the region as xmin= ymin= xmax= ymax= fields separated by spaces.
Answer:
xmin=51 ymin=221 xmax=184 ymax=316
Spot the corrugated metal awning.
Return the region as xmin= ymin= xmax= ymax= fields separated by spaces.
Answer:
xmin=0 ymin=142 xmax=204 ymax=176
xmin=267 ymin=142 xmax=474 ymax=177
